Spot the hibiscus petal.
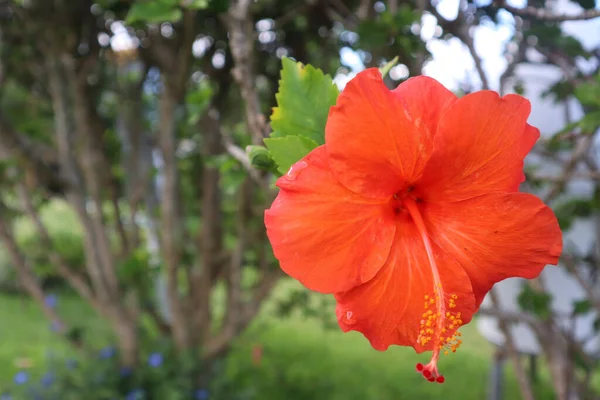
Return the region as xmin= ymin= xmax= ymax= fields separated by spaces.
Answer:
xmin=424 ymin=192 xmax=562 ymax=305
xmin=512 ymin=124 xmax=541 ymax=190
xmin=335 ymin=219 xmax=477 ymax=353
xmin=326 ymin=68 xmax=433 ymax=198
xmin=393 ymin=76 xmax=457 ymax=138
xmin=265 ymin=146 xmax=396 ymax=294
xmin=417 ymin=92 xmax=538 ymax=202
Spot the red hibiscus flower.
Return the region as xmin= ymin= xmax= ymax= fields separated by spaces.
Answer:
xmin=264 ymin=69 xmax=562 ymax=383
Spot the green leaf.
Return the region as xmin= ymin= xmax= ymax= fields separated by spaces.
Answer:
xmin=126 ymin=0 xmax=182 ymax=24
xmin=554 ymin=198 xmax=597 ymax=230
xmin=574 ymin=82 xmax=600 ymax=108
xmin=580 ymin=111 xmax=600 ymax=132
xmin=572 ymin=0 xmax=596 ymax=10
xmin=186 ymin=81 xmax=213 ymax=124
xmin=572 ymin=299 xmax=592 ymax=315
xmin=513 ymin=80 xmax=525 ymax=96
xmin=246 ymin=145 xmax=277 ymax=172
xmin=181 ymin=0 xmax=209 ymax=9
xmin=264 ymin=135 xmax=319 ymax=175
xmin=270 ymin=58 xmax=339 ymax=145
xmin=517 ymin=284 xmax=552 ymax=319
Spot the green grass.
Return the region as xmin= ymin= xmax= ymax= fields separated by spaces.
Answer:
xmin=0 ymin=280 xmax=557 ymax=399
xmin=0 ymin=293 xmax=112 ymax=381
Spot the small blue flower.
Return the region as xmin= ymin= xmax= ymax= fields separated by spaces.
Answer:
xmin=13 ymin=371 xmax=28 ymax=385
xmin=147 ymin=352 xmax=163 ymax=368
xmin=66 ymin=359 xmax=78 ymax=369
xmin=125 ymin=389 xmax=144 ymax=400
xmin=99 ymin=346 xmax=116 ymax=359
xmin=120 ymin=366 xmax=133 ymax=377
xmin=50 ymin=320 xmax=63 ymax=332
xmin=41 ymin=372 xmax=55 ymax=388
xmin=0 ymin=393 xmax=12 ymax=400
xmin=44 ymin=294 xmax=58 ymax=308
xmin=195 ymin=389 xmax=209 ymax=400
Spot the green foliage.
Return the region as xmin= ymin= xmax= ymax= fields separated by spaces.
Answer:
xmin=186 ymin=80 xmax=214 ymax=125
xmin=117 ymin=248 xmax=154 ymax=289
xmin=572 ymin=299 xmax=593 ymax=316
xmin=274 ymin=287 xmax=338 ymax=331
xmin=263 ymin=136 xmax=319 ymax=175
xmin=126 ymin=0 xmax=183 ymax=24
xmin=126 ymin=0 xmax=220 ymax=24
xmin=554 ymin=192 xmax=600 ymax=230
xmin=0 ymin=81 xmax=54 ymax=143
xmin=246 ymin=145 xmax=277 ymax=173
xmin=542 ymin=80 xmax=574 ymax=103
xmin=528 ymin=24 xmax=590 ymax=59
xmin=513 ymin=80 xmax=526 ymax=96
xmin=0 ymin=290 xmax=557 ymax=400
xmin=182 ymin=0 xmax=210 ymax=9
xmin=571 ymin=0 xmax=597 ymax=10
xmin=353 ymin=5 xmax=426 ymax=70
xmin=264 ymin=58 xmax=338 ymax=174
xmin=3 ymin=345 xmax=211 ymax=400
xmin=269 ymin=58 xmax=339 ymax=144
xmin=580 ymin=111 xmax=600 ymax=132
xmin=517 ymin=284 xmax=553 ymax=319
xmin=0 ymin=202 xmax=84 ymax=286
xmin=574 ymin=75 xmax=600 ymax=109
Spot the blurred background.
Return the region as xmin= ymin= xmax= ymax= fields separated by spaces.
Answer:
xmin=0 ymin=0 xmax=599 ymax=399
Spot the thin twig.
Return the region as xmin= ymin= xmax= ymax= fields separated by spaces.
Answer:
xmin=222 ymin=136 xmax=266 ymax=187
xmin=543 ymin=134 xmax=595 ymax=203
xmin=562 ymin=255 xmax=600 ymax=313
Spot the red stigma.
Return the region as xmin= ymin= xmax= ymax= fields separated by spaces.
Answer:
xmin=415 ymin=361 xmax=445 ymax=384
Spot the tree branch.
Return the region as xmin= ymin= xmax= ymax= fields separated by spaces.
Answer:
xmin=222 ymin=135 xmax=266 ymax=188
xmin=496 ymin=1 xmax=600 ymax=22
xmin=14 ymin=180 xmax=101 ymax=312
xmin=543 ymin=134 xmax=595 ymax=203
xmin=562 ymin=255 xmax=600 ymax=314
xmin=68 ymin=55 xmax=121 ymax=297
xmin=488 ymin=288 xmax=537 ymax=400
xmin=157 ymin=78 xmax=190 ymax=350
xmin=428 ymin=3 xmax=490 ymax=89
xmin=224 ymin=0 xmax=268 ymax=144
xmin=46 ymin=52 xmax=114 ymax=304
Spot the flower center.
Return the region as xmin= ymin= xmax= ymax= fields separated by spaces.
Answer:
xmin=391 ymin=186 xmax=418 ymax=214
